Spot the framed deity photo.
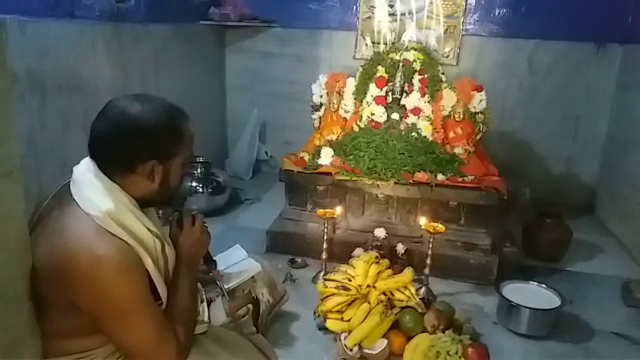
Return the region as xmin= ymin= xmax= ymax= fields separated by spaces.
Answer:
xmin=354 ymin=0 xmax=467 ymax=65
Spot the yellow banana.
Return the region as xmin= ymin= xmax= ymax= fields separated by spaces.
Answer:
xmin=349 ymin=251 xmax=378 ymax=267
xmin=325 ymin=312 xmax=343 ymax=320
xmin=378 ymin=269 xmax=394 ymax=280
xmin=323 ymin=272 xmax=357 ymax=286
xmin=325 ymin=319 xmax=350 ymax=333
xmin=390 ymin=288 xmax=410 ymax=301
xmin=363 ymin=263 xmax=383 ymax=289
xmin=403 ymin=333 xmax=432 ymax=360
xmin=391 ymin=297 xmax=426 ymax=313
xmin=333 ymin=298 xmax=356 ymax=312
xmin=342 ymin=297 xmax=366 ymax=321
xmin=367 ymin=288 xmax=382 ymax=308
xmin=374 ymin=266 xmax=415 ymax=291
xmin=404 ymin=284 xmax=421 ymax=302
xmin=316 ymin=280 xmax=359 ymax=297
xmin=316 ymin=294 xmax=353 ymax=315
xmin=344 ymin=307 xmax=385 ymax=349
xmin=334 ymin=264 xmax=357 ymax=277
xmin=361 ymin=307 xmax=401 ymax=349
xmin=378 ymin=258 xmax=390 ymax=272
xmin=348 ymin=302 xmax=372 ymax=330
xmin=354 ymin=254 xmax=378 ymax=287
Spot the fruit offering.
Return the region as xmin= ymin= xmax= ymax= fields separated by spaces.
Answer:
xmin=315 ymin=251 xmax=490 ymax=360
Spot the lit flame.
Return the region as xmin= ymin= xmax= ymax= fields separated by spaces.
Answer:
xmin=335 ymin=206 xmax=343 ymax=216
xmin=419 ymin=216 xmax=427 ymax=226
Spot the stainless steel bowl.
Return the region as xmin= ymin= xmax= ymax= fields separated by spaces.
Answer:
xmin=496 ymin=279 xmax=564 ymax=337
xmin=180 ymin=156 xmax=231 ymax=214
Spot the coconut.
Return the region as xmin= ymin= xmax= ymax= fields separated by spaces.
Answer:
xmin=337 ymin=333 xmax=361 ymax=359
xmin=362 ymin=338 xmax=390 ymax=360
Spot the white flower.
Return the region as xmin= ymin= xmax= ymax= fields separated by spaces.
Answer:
xmin=440 ymin=87 xmax=457 ymax=115
xmin=373 ymin=227 xmax=388 ymax=239
xmin=317 ymin=146 xmax=335 ymax=166
xmin=401 ymin=91 xmax=422 ymax=109
xmin=468 ymin=90 xmax=487 ymax=113
xmin=311 ymin=74 xmax=328 ymax=105
xmin=440 ymin=71 xmax=447 ymax=83
xmin=391 ymin=112 xmax=400 ymax=121
xmin=339 ymin=77 xmax=357 ymax=119
xmin=311 ymin=105 xmax=324 ymax=129
xmin=400 ymin=50 xmax=416 ymax=62
xmin=370 ymin=104 xmax=387 ymax=123
xmin=352 ymin=247 xmax=365 ymax=257
xmin=395 ymin=242 xmax=407 ymax=256
xmin=453 ymin=146 xmax=466 ymax=155
xmin=417 ymin=119 xmax=433 ymax=139
xmin=375 ymin=66 xmax=388 ymax=77
xmin=298 ymin=152 xmax=310 ymax=162
xmin=436 ymin=173 xmax=447 ymax=181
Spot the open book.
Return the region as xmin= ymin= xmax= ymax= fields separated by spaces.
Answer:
xmin=214 ymin=244 xmax=262 ymax=290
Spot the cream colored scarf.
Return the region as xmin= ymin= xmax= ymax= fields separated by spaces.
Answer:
xmin=70 ymin=157 xmax=175 ymax=308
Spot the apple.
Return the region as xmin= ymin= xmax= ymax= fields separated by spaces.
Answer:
xmin=464 ymin=342 xmax=490 ymax=360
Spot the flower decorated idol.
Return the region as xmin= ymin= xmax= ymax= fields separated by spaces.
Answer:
xmin=283 ymin=46 xmax=505 ymax=195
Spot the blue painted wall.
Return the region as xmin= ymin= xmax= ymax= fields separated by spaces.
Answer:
xmin=2 ymin=0 xmax=639 ymax=43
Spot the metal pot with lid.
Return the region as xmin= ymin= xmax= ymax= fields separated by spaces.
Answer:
xmin=180 ymin=155 xmax=231 ymax=214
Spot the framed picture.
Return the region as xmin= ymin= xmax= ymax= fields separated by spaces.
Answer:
xmin=354 ymin=0 xmax=467 ymax=65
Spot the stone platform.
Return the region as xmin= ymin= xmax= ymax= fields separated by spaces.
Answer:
xmin=267 ymin=170 xmax=526 ymax=284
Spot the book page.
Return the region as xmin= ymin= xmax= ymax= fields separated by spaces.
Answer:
xmin=221 ymin=257 xmax=262 ymax=290
xmin=214 ymin=244 xmax=248 ymax=270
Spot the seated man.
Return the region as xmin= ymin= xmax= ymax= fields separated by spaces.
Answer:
xmin=30 ymin=94 xmax=283 ymax=360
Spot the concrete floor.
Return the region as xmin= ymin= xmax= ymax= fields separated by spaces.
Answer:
xmin=207 ymin=172 xmax=640 ymax=360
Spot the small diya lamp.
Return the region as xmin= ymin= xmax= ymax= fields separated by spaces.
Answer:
xmin=312 ymin=205 xmax=342 ymax=284
xmin=418 ymin=216 xmax=447 ymax=302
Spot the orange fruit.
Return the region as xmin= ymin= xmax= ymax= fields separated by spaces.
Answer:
xmin=386 ymin=329 xmax=409 ymax=355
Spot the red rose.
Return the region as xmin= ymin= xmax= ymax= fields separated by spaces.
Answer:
xmin=410 ymin=107 xmax=422 ymax=116
xmin=403 ymin=59 xmax=412 ymax=66
xmin=474 ymin=85 xmax=485 ymax=93
xmin=374 ymin=95 xmax=387 ymax=106
xmin=406 ymin=84 xmax=414 ymax=93
xmin=418 ymin=68 xmax=426 ymax=76
xmin=402 ymin=172 xmax=413 ymax=181
xmin=420 ymin=87 xmax=427 ymax=98
xmin=419 ymin=77 xmax=429 ymax=89
xmin=413 ymin=172 xmax=430 ymax=182
xmin=374 ymin=76 xmax=388 ymax=90
xmin=354 ymin=169 xmax=361 ymax=175
xmin=292 ymin=157 xmax=308 ymax=168
xmin=368 ymin=120 xmax=383 ymax=129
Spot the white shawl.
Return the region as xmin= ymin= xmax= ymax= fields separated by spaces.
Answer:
xmin=70 ymin=157 xmax=176 ymax=308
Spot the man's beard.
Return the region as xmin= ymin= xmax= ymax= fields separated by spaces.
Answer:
xmin=138 ymin=174 xmax=181 ymax=209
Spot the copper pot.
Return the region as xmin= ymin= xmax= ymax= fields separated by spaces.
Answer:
xmin=522 ymin=211 xmax=573 ymax=263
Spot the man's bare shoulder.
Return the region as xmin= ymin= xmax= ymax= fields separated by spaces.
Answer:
xmin=32 ymin=195 xmax=141 ymax=278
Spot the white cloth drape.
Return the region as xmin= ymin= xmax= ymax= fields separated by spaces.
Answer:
xmin=70 ymin=157 xmax=175 ymax=308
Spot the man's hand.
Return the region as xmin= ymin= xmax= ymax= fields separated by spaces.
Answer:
xmin=170 ymin=212 xmax=210 ymax=268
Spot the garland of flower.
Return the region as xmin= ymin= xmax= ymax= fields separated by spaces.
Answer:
xmin=354 ymin=45 xmax=443 ymax=106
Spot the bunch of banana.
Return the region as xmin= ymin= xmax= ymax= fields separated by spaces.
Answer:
xmin=385 ymin=282 xmax=426 ymax=313
xmin=316 ymin=251 xmax=426 ymax=337
xmin=344 ymin=302 xmax=389 ymax=349
xmin=403 ymin=330 xmax=472 ymax=360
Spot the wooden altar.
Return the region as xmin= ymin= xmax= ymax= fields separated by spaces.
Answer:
xmin=267 ymin=170 xmax=526 ymax=284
